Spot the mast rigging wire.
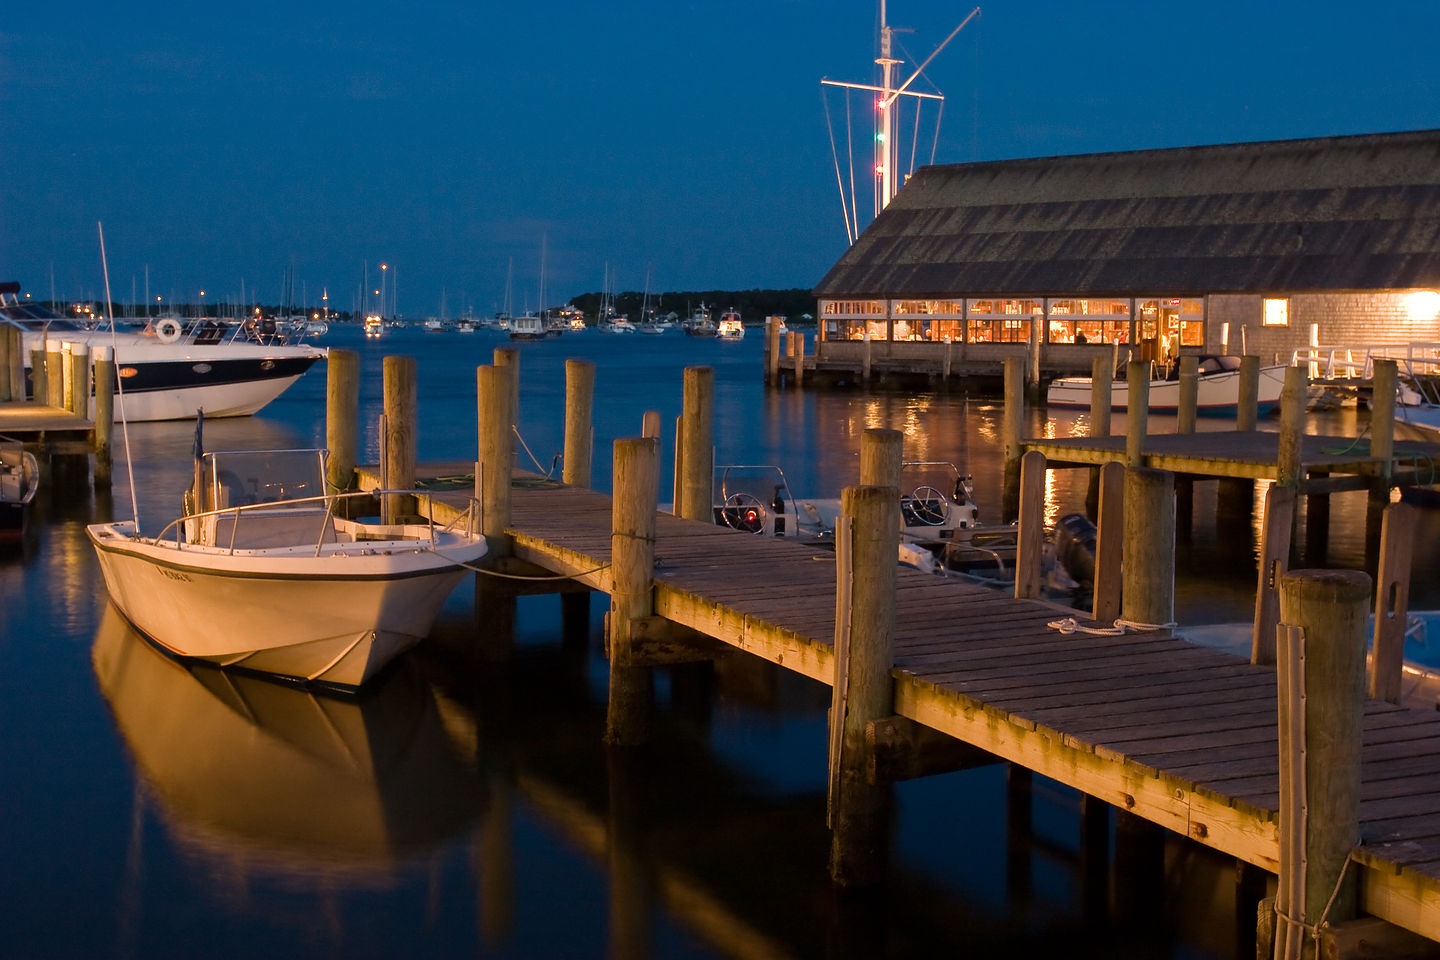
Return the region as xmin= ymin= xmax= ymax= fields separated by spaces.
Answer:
xmin=97 ymin=222 xmax=140 ymax=528
xmin=821 ymin=87 xmax=857 ymax=246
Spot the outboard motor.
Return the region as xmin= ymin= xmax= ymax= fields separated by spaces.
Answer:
xmin=1054 ymin=512 xmax=1097 ymax=587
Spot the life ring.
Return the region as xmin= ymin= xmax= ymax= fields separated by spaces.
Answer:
xmin=155 ymin=317 xmax=183 ymax=343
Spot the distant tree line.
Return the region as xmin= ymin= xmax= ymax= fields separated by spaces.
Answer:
xmin=566 ymin=288 xmax=816 ymax=323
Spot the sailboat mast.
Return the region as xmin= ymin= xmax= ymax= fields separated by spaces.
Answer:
xmin=877 ymin=0 xmax=898 ymax=213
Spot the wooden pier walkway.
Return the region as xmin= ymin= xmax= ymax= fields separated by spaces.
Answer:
xmin=0 ymin=401 xmax=93 ymax=452
xmin=1022 ymin=429 xmax=1440 ymax=489
xmin=364 ymin=462 xmax=1440 ymax=942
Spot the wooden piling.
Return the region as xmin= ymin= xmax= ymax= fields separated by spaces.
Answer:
xmin=606 ymin=436 xmax=659 ymax=746
xmin=0 ymin=324 xmax=9 ymax=402
xmin=92 ymin=345 xmax=114 ymax=487
xmin=1177 ymin=355 xmax=1199 ymax=435
xmin=563 ymin=358 xmax=595 ymax=488
xmin=494 ymin=346 xmax=519 ymax=430
xmin=1092 ymin=461 xmax=1124 ymax=623
xmin=1027 ymin=315 xmax=1042 ymax=403
xmin=325 ymin=348 xmax=359 ymax=494
xmin=1090 ymin=355 xmax=1113 ymax=439
xmin=1277 ymin=365 xmax=1307 ymax=489
xmin=381 ymin=355 xmax=416 ymax=524
xmin=641 ymin=410 xmax=659 ymax=440
xmin=1370 ymin=502 xmax=1416 ymax=703
xmin=1126 ymin=360 xmax=1149 ymax=468
xmin=1014 ymin=450 xmax=1047 ymax=599
xmin=1369 ymin=359 xmax=1397 ymax=472
xmin=67 ymin=342 xmax=90 ymax=417
xmin=46 ymin=339 xmax=63 ymax=409
xmin=1002 ymin=355 xmax=1024 ymax=521
xmin=942 ymin=336 xmax=954 ymax=381
xmin=829 ymin=484 xmax=899 ymax=887
xmin=477 ymin=363 xmax=515 ymax=555
xmin=6 ymin=327 xmax=22 ymax=402
xmin=30 ymin=347 xmax=48 ymax=405
xmin=1237 ymin=355 xmax=1260 ymax=431
xmin=766 ymin=318 xmax=782 ymax=387
xmin=792 ymin=331 xmax=804 ymax=389
xmin=1275 ymin=569 xmax=1369 ymax=956
xmin=1251 ymin=485 xmax=1296 ymax=666
xmin=859 ymin=427 xmax=902 ymax=489
xmin=1122 ymin=467 xmax=1174 ymax=630
xmin=677 ymin=366 xmax=713 ymax=522
xmin=862 ymin=332 xmax=873 ymax=384
xmin=61 ymin=341 xmax=73 ymax=411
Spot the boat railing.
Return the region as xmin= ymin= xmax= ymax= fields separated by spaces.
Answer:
xmin=157 ymin=489 xmax=479 ymax=556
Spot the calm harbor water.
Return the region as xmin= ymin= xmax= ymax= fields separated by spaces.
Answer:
xmin=4 ymin=325 xmax=1439 ymax=959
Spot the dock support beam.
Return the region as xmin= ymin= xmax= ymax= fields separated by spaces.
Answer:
xmin=1085 ymin=355 xmax=1113 ymax=516
xmin=1123 ymin=467 xmax=1174 ymax=631
xmin=1092 ymin=461 xmax=1124 ymax=623
xmin=1252 ymin=485 xmax=1297 ymax=666
xmin=1015 ymin=450 xmax=1047 ymax=599
xmin=1002 ymin=356 xmax=1024 ymax=522
xmin=829 ymin=484 xmax=899 ymax=887
xmin=1237 ymin=355 xmax=1260 ymax=432
xmin=1273 ymin=569 xmax=1368 ymax=960
xmin=92 ymin=346 xmax=114 ymax=487
xmin=46 ymin=339 xmax=63 ymax=411
xmin=477 ymin=362 xmax=516 ymax=556
xmin=325 ymin=348 xmax=359 ymax=494
xmin=607 ymin=436 xmax=659 ymax=746
xmin=860 ymin=427 xmax=901 ymax=488
xmin=677 ymin=366 xmax=713 ymax=522
xmin=381 ymin=355 xmax=416 ymax=524
xmin=30 ymin=347 xmax=48 ymax=405
xmin=1369 ymin=502 xmax=1415 ymax=704
xmin=1126 ymin=360 xmax=1149 ymax=468
xmin=765 ymin=317 xmax=782 ymax=386
xmin=563 ymin=358 xmax=595 ymax=488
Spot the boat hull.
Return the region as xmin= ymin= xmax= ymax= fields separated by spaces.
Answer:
xmin=1046 ymin=364 xmax=1287 ymax=416
xmin=87 ymin=523 xmax=484 ymax=688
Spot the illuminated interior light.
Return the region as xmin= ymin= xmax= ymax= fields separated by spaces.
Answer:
xmin=1406 ymin=290 xmax=1440 ymax=322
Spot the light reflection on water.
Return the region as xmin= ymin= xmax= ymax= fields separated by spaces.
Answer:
xmin=5 ymin=324 xmax=1438 ymax=958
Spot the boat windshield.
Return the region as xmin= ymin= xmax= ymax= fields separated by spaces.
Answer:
xmin=0 ymin=302 xmax=86 ymax=331
xmin=206 ymin=449 xmax=328 ymax=510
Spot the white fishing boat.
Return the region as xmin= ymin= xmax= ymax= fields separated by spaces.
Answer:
xmin=683 ymin=304 xmax=717 ymax=337
xmin=1 ymin=283 xmax=325 ymax=422
xmin=0 ymin=438 xmax=39 ymax=542
xmin=716 ymin=308 xmax=745 ymax=340
xmin=601 ymin=317 xmax=637 ymax=334
xmin=87 ymin=448 xmax=488 ymax=689
xmin=1046 ymin=356 xmax=1288 ymax=416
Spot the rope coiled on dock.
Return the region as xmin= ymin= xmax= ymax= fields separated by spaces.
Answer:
xmin=1046 ymin=617 xmax=1178 ymax=635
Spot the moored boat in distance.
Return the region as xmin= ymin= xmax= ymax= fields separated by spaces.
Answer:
xmin=683 ymin=304 xmax=717 ymax=337
xmin=716 ymin=308 xmax=745 ymax=340
xmin=86 ymin=448 xmax=488 ymax=690
xmin=508 ymin=314 xmax=546 ymax=340
xmin=1046 ymin=356 xmax=1287 ymax=416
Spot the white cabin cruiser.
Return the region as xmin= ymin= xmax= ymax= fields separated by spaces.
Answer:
xmin=1047 ymin=356 xmax=1287 ymax=417
xmin=1 ymin=283 xmax=324 ymax=421
xmin=87 ymin=448 xmax=488 ymax=689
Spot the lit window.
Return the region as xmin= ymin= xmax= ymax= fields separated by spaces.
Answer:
xmin=1263 ymin=298 xmax=1289 ymax=326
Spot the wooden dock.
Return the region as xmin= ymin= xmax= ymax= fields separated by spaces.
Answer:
xmin=0 ymin=401 xmax=94 ymax=453
xmin=361 ymin=461 xmax=1440 ymax=944
xmin=1022 ymin=429 xmax=1440 ymax=491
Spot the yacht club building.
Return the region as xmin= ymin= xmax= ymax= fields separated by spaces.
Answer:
xmin=812 ymin=129 xmax=1440 ymax=381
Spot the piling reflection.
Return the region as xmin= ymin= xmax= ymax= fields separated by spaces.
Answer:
xmin=91 ymin=604 xmax=486 ymax=882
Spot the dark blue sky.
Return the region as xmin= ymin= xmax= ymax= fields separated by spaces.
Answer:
xmin=4 ymin=1 xmax=1438 ymax=317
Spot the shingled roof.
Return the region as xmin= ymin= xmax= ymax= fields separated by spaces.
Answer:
xmin=813 ymin=129 xmax=1440 ymax=299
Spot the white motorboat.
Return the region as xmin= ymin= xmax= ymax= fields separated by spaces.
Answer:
xmin=683 ymin=305 xmax=717 ymax=337
xmin=0 ymin=438 xmax=39 ymax=542
xmin=707 ymin=462 xmax=1009 ymax=576
xmin=1 ymin=283 xmax=324 ymax=421
xmin=508 ymin=314 xmax=547 ymax=340
xmin=87 ymin=448 xmax=488 ymax=689
xmin=1398 ymin=404 xmax=1440 ymax=439
xmin=1046 ymin=356 xmax=1287 ymax=416
xmin=716 ymin=308 xmax=745 ymax=340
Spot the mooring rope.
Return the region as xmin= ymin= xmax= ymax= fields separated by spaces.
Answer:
xmin=1047 ymin=617 xmax=1178 ymax=635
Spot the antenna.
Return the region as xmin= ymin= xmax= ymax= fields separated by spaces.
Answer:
xmin=821 ymin=4 xmax=980 ymax=231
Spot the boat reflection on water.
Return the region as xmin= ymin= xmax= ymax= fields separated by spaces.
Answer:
xmin=91 ymin=603 xmax=487 ymax=882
